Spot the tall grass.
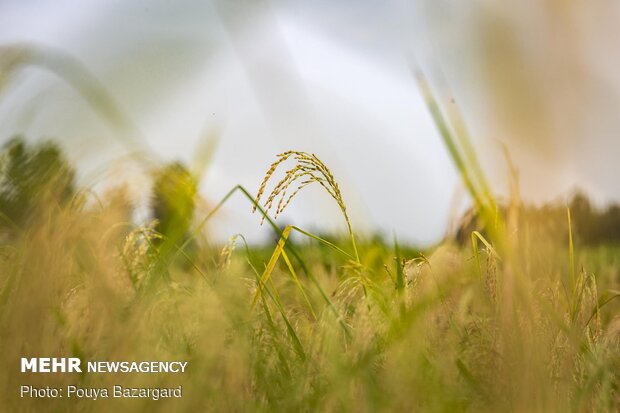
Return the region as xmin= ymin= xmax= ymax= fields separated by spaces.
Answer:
xmin=0 ymin=62 xmax=619 ymax=412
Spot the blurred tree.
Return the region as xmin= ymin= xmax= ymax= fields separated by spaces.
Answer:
xmin=151 ymin=162 xmax=197 ymax=255
xmin=599 ymin=205 xmax=620 ymax=245
xmin=569 ymin=192 xmax=595 ymax=244
xmin=454 ymin=191 xmax=620 ymax=247
xmin=0 ymin=136 xmax=75 ymax=231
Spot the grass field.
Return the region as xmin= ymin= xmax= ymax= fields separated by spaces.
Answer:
xmin=1 ymin=58 xmax=620 ymax=412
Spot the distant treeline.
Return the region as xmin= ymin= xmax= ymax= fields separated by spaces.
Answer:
xmin=456 ymin=193 xmax=620 ymax=246
xmin=568 ymin=193 xmax=620 ymax=245
xmin=2 ymin=137 xmax=619 ymax=247
xmin=0 ymin=137 xmax=196 ymax=251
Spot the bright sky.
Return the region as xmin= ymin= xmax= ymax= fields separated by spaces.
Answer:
xmin=1 ymin=0 xmax=619 ymax=245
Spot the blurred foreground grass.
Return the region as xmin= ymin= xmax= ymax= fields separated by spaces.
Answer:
xmin=0 ymin=47 xmax=619 ymax=411
xmin=0 ymin=137 xmax=618 ymax=413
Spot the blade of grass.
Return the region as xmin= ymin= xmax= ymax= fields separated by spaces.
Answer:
xmin=215 ymin=233 xmax=306 ymax=364
xmin=471 ymin=231 xmax=502 ymax=275
xmin=435 ymin=69 xmax=496 ymax=212
xmin=567 ymin=208 xmax=576 ymax=293
xmin=394 ymin=233 xmax=404 ymax=291
xmin=290 ymin=225 xmax=355 ymax=260
xmin=177 ymin=185 xmax=351 ymax=336
xmin=415 ymin=70 xmax=486 ymax=213
xmin=585 ymin=289 xmax=620 ymax=327
xmin=280 ymin=248 xmax=317 ymax=320
xmin=253 ymin=226 xmax=292 ymax=308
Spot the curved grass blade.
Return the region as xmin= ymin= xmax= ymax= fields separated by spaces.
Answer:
xmin=415 ymin=70 xmax=485 ymax=212
xmin=280 ymin=248 xmax=317 ymax=320
xmin=471 ymin=230 xmax=502 ymax=276
xmin=176 ymin=185 xmax=351 ymax=336
xmin=585 ymin=289 xmax=620 ymax=328
xmin=217 ymin=233 xmax=305 ymax=365
xmin=253 ymin=226 xmax=292 ymax=308
xmin=0 ymin=43 xmax=148 ymax=155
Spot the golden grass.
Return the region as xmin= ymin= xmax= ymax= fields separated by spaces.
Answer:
xmin=1 ymin=56 xmax=619 ymax=411
xmin=0 ymin=145 xmax=619 ymax=412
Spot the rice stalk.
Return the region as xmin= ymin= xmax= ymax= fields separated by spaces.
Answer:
xmin=177 ymin=184 xmax=351 ymax=335
xmin=567 ymin=207 xmax=576 ymax=307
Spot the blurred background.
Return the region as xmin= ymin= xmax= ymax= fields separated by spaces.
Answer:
xmin=1 ymin=0 xmax=619 ymax=246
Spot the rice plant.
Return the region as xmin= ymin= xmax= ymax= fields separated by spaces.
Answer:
xmin=254 ymin=150 xmax=360 ymax=263
xmin=0 ymin=58 xmax=619 ymax=412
